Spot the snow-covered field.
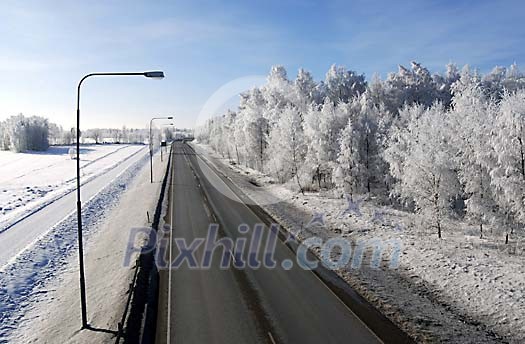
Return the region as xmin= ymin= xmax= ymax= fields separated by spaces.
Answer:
xmin=4 ymin=149 xmax=168 ymax=344
xmin=193 ymin=143 xmax=525 ymax=344
xmin=0 ymin=144 xmax=144 ymax=232
xmin=0 ymin=144 xmax=163 ymax=343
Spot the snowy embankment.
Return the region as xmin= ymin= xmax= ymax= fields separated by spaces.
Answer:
xmin=192 ymin=143 xmax=525 ymax=344
xmin=0 ymin=145 xmax=166 ymax=343
xmin=0 ymin=144 xmax=144 ymax=232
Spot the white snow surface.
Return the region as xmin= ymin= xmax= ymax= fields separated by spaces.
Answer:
xmin=0 ymin=145 xmax=166 ymax=343
xmin=0 ymin=145 xmax=147 ymax=270
xmin=192 ymin=143 xmax=525 ymax=344
xmin=0 ymin=144 xmax=144 ymax=232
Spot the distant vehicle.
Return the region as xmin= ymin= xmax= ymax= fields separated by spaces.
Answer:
xmin=68 ymin=147 xmax=77 ymax=160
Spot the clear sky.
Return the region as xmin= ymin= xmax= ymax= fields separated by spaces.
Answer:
xmin=0 ymin=0 xmax=523 ymax=129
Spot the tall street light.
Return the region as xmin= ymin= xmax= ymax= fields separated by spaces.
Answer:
xmin=149 ymin=116 xmax=173 ymax=183
xmin=76 ymin=71 xmax=164 ymax=329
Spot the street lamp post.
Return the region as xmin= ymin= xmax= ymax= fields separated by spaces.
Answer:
xmin=76 ymin=71 xmax=164 ymax=329
xmin=149 ymin=117 xmax=173 ymax=183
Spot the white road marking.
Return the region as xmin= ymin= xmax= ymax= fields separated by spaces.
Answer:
xmin=268 ymin=331 xmax=277 ymax=344
xmin=229 ymin=249 xmax=238 ymax=265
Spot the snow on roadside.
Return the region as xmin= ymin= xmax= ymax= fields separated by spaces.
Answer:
xmin=192 ymin=142 xmax=525 ymax=344
xmin=1 ymin=149 xmax=167 ymax=343
xmin=0 ymin=144 xmax=145 ymax=232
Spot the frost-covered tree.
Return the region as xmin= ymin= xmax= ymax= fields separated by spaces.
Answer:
xmin=303 ymin=98 xmax=343 ymax=188
xmin=324 ymin=65 xmax=366 ymax=104
xmin=303 ymin=104 xmax=323 ymax=187
xmin=162 ymin=126 xmax=174 ymax=142
xmin=385 ymin=103 xmax=459 ymax=238
xmin=432 ymin=62 xmax=461 ymax=107
xmin=482 ymin=66 xmax=507 ymax=100
xmin=221 ymin=110 xmax=237 ymax=163
xmin=367 ymin=74 xmax=388 ymax=108
xmin=208 ymin=117 xmax=223 ymax=155
xmin=62 ymin=127 xmax=76 ymax=145
xmin=111 ymin=128 xmax=123 ymax=142
xmin=504 ymin=63 xmax=525 ymax=92
xmin=48 ymin=123 xmax=63 ymax=145
xmin=87 ymin=128 xmax=102 ymax=144
xmin=384 ymin=61 xmax=441 ymax=113
xmin=262 ymin=65 xmax=292 ymax=126
xmin=3 ymin=114 xmax=28 ymax=152
xmin=241 ymin=88 xmax=269 ymax=171
xmin=450 ymin=74 xmax=498 ymax=238
xmin=477 ymin=63 xmax=525 ymax=99
xmin=232 ymin=110 xmax=246 ymax=165
xmin=355 ymin=95 xmax=382 ymax=193
xmin=292 ymin=68 xmax=318 ymax=112
xmin=267 ymin=105 xmax=306 ymax=192
xmin=336 ymin=116 xmax=363 ymax=199
xmin=25 ymin=116 xmax=50 ymax=150
xmin=384 ymin=104 xmax=426 ymax=184
xmin=0 ymin=114 xmax=50 ymax=152
xmin=334 ymin=93 xmax=389 ymax=195
xmin=0 ymin=122 xmax=6 ymax=150
xmin=490 ymin=90 xmax=525 ymax=239
xmin=121 ymin=126 xmax=129 ymax=143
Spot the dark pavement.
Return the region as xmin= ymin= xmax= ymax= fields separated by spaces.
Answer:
xmin=155 ymin=142 xmax=383 ymax=344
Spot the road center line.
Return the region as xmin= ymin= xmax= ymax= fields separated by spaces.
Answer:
xmin=268 ymin=331 xmax=277 ymax=344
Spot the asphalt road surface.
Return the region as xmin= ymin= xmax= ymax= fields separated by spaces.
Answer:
xmin=156 ymin=142 xmax=384 ymax=344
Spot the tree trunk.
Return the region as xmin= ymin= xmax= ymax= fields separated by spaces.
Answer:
xmin=259 ymin=134 xmax=264 ymax=172
xmin=479 ymin=164 xmax=484 ymax=239
xmin=296 ymin=173 xmax=304 ymax=195
xmin=292 ymin=152 xmax=304 ymax=195
xmin=345 ymin=180 xmax=353 ymax=202
xmin=518 ymin=135 xmax=524 ymax=180
xmin=226 ymin=146 xmax=231 ymax=163
xmin=480 ymin=222 xmax=483 ymax=239
xmin=433 ymin=177 xmax=441 ymax=239
xmin=366 ymin=136 xmax=371 ymax=193
xmin=316 ymin=165 xmax=321 ymax=189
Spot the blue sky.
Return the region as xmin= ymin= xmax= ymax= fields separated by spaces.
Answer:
xmin=0 ymin=0 xmax=523 ymax=129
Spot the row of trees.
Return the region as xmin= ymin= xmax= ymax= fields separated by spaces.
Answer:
xmin=196 ymin=62 xmax=525 ymax=241
xmin=0 ymin=114 xmax=165 ymax=152
xmin=82 ymin=127 xmax=191 ymax=144
xmin=82 ymin=127 xmax=153 ymax=144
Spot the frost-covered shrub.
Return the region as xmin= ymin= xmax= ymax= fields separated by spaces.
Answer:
xmin=0 ymin=114 xmax=50 ymax=152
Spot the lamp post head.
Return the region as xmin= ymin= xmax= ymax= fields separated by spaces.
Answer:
xmin=144 ymin=71 xmax=165 ymax=79
xmin=168 ymin=116 xmax=173 ymax=119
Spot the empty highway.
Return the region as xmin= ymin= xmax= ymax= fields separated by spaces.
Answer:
xmin=155 ymin=142 xmax=387 ymax=344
